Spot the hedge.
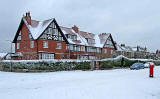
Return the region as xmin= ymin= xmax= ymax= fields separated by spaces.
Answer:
xmin=0 ymin=61 xmax=91 ymax=72
xmin=99 ymin=57 xmax=159 ymax=69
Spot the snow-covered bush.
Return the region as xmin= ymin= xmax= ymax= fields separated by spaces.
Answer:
xmin=1 ymin=61 xmax=91 ymax=72
xmin=99 ymin=61 xmax=113 ymax=69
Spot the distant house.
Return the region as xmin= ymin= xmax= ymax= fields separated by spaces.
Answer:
xmin=116 ymin=44 xmax=134 ymax=58
xmin=12 ymin=12 xmax=117 ymax=60
xmin=116 ymin=44 xmax=149 ymax=59
xmin=156 ymin=50 xmax=160 ymax=59
xmin=133 ymin=46 xmax=147 ymax=58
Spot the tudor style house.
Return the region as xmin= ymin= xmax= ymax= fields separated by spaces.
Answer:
xmin=116 ymin=44 xmax=134 ymax=58
xmin=12 ymin=12 xmax=117 ymax=60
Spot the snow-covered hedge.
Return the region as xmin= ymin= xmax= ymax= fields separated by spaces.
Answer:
xmin=1 ymin=55 xmax=160 ymax=72
xmin=0 ymin=61 xmax=91 ymax=72
xmin=99 ymin=55 xmax=159 ymax=69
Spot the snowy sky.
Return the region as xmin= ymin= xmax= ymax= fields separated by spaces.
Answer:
xmin=0 ymin=0 xmax=160 ymax=53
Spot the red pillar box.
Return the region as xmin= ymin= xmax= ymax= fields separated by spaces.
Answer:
xmin=149 ymin=64 xmax=154 ymax=78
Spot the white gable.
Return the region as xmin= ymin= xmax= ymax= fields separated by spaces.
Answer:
xmin=23 ymin=18 xmax=53 ymax=39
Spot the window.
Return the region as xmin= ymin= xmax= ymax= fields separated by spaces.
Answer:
xmin=43 ymin=41 xmax=48 ymax=48
xmin=86 ymin=38 xmax=95 ymax=44
xmin=17 ymin=43 xmax=20 ymax=49
xmin=48 ymin=28 xmax=52 ymax=34
xmin=70 ymin=44 xmax=73 ymax=50
xmin=17 ymin=31 xmax=21 ymax=41
xmin=104 ymin=49 xmax=108 ymax=54
xmin=111 ymin=50 xmax=113 ymax=54
xmin=73 ymin=35 xmax=77 ymax=40
xmin=57 ymin=43 xmax=62 ymax=49
xmin=73 ymin=45 xmax=77 ymax=51
xmin=39 ymin=53 xmax=54 ymax=59
xmin=30 ymin=41 xmax=34 ymax=48
xmin=80 ymin=46 xmax=85 ymax=52
xmin=76 ymin=45 xmax=80 ymax=51
xmin=66 ymin=44 xmax=70 ymax=50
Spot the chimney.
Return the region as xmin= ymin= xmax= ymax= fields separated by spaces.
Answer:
xmin=72 ymin=25 xmax=79 ymax=33
xmin=25 ymin=12 xmax=31 ymax=25
xmin=137 ymin=46 xmax=139 ymax=51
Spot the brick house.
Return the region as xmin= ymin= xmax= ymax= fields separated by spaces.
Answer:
xmin=132 ymin=46 xmax=147 ymax=58
xmin=116 ymin=44 xmax=134 ymax=58
xmin=12 ymin=12 xmax=117 ymax=60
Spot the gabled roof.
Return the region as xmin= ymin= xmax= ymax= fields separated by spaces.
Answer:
xmin=13 ymin=14 xmax=116 ymax=49
xmin=13 ymin=17 xmax=54 ymax=43
xmin=23 ymin=18 xmax=54 ymax=39
xmin=60 ymin=26 xmax=114 ymax=48
xmin=117 ymin=44 xmax=133 ymax=52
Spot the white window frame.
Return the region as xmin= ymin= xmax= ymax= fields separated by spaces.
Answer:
xmin=104 ymin=49 xmax=108 ymax=54
xmin=56 ymin=43 xmax=62 ymax=49
xmin=17 ymin=43 xmax=20 ymax=49
xmin=30 ymin=41 xmax=34 ymax=48
xmin=17 ymin=31 xmax=21 ymax=41
xmin=111 ymin=50 xmax=113 ymax=54
xmin=43 ymin=41 xmax=48 ymax=48
xmin=39 ymin=53 xmax=54 ymax=59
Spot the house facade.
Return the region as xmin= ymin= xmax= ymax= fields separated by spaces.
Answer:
xmin=116 ymin=43 xmax=148 ymax=59
xmin=132 ymin=46 xmax=147 ymax=58
xmin=12 ymin=12 xmax=117 ymax=60
xmin=116 ymin=44 xmax=134 ymax=58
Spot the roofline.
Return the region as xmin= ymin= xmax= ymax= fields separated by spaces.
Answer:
xmin=103 ymin=34 xmax=117 ymax=50
xmin=13 ymin=18 xmax=24 ymax=43
xmin=36 ymin=18 xmax=69 ymax=44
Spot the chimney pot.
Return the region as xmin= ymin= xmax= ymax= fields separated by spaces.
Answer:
xmin=72 ymin=25 xmax=79 ymax=33
xmin=25 ymin=12 xmax=31 ymax=25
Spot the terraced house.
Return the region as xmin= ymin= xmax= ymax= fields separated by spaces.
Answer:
xmin=12 ymin=12 xmax=117 ymax=60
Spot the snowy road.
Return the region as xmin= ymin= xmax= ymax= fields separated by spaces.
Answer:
xmin=0 ymin=67 xmax=160 ymax=99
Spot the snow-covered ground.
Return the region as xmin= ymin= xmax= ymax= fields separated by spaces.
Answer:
xmin=0 ymin=67 xmax=160 ymax=99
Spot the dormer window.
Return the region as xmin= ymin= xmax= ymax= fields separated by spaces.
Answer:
xmin=28 ymin=30 xmax=33 ymax=40
xmin=86 ymin=38 xmax=95 ymax=44
xmin=66 ymin=34 xmax=77 ymax=40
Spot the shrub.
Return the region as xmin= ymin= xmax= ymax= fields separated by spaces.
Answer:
xmin=1 ymin=61 xmax=91 ymax=72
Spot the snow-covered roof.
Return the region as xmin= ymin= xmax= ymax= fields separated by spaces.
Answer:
xmin=18 ymin=15 xmax=114 ymax=48
xmin=0 ymin=53 xmax=7 ymax=58
xmin=23 ymin=18 xmax=53 ymax=39
xmin=117 ymin=44 xmax=133 ymax=52
xmin=60 ymin=26 xmax=111 ymax=47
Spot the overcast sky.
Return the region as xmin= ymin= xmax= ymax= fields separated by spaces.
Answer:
xmin=0 ymin=0 xmax=160 ymax=53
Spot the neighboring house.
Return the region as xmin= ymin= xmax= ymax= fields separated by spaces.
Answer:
xmin=132 ymin=46 xmax=147 ymax=58
xmin=0 ymin=53 xmax=8 ymax=60
xmin=12 ymin=12 xmax=117 ymax=60
xmin=156 ymin=50 xmax=160 ymax=56
xmin=155 ymin=50 xmax=160 ymax=59
xmin=116 ymin=44 xmax=134 ymax=58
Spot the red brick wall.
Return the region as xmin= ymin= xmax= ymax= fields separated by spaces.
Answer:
xmin=15 ymin=23 xmax=38 ymax=60
xmin=102 ymin=48 xmax=115 ymax=57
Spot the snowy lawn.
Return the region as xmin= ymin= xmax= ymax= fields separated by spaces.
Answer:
xmin=0 ymin=67 xmax=160 ymax=99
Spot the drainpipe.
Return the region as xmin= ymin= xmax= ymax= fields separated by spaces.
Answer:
xmin=36 ymin=40 xmax=38 ymax=59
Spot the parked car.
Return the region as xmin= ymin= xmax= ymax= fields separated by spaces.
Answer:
xmin=144 ymin=62 xmax=154 ymax=68
xmin=130 ymin=63 xmax=144 ymax=70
